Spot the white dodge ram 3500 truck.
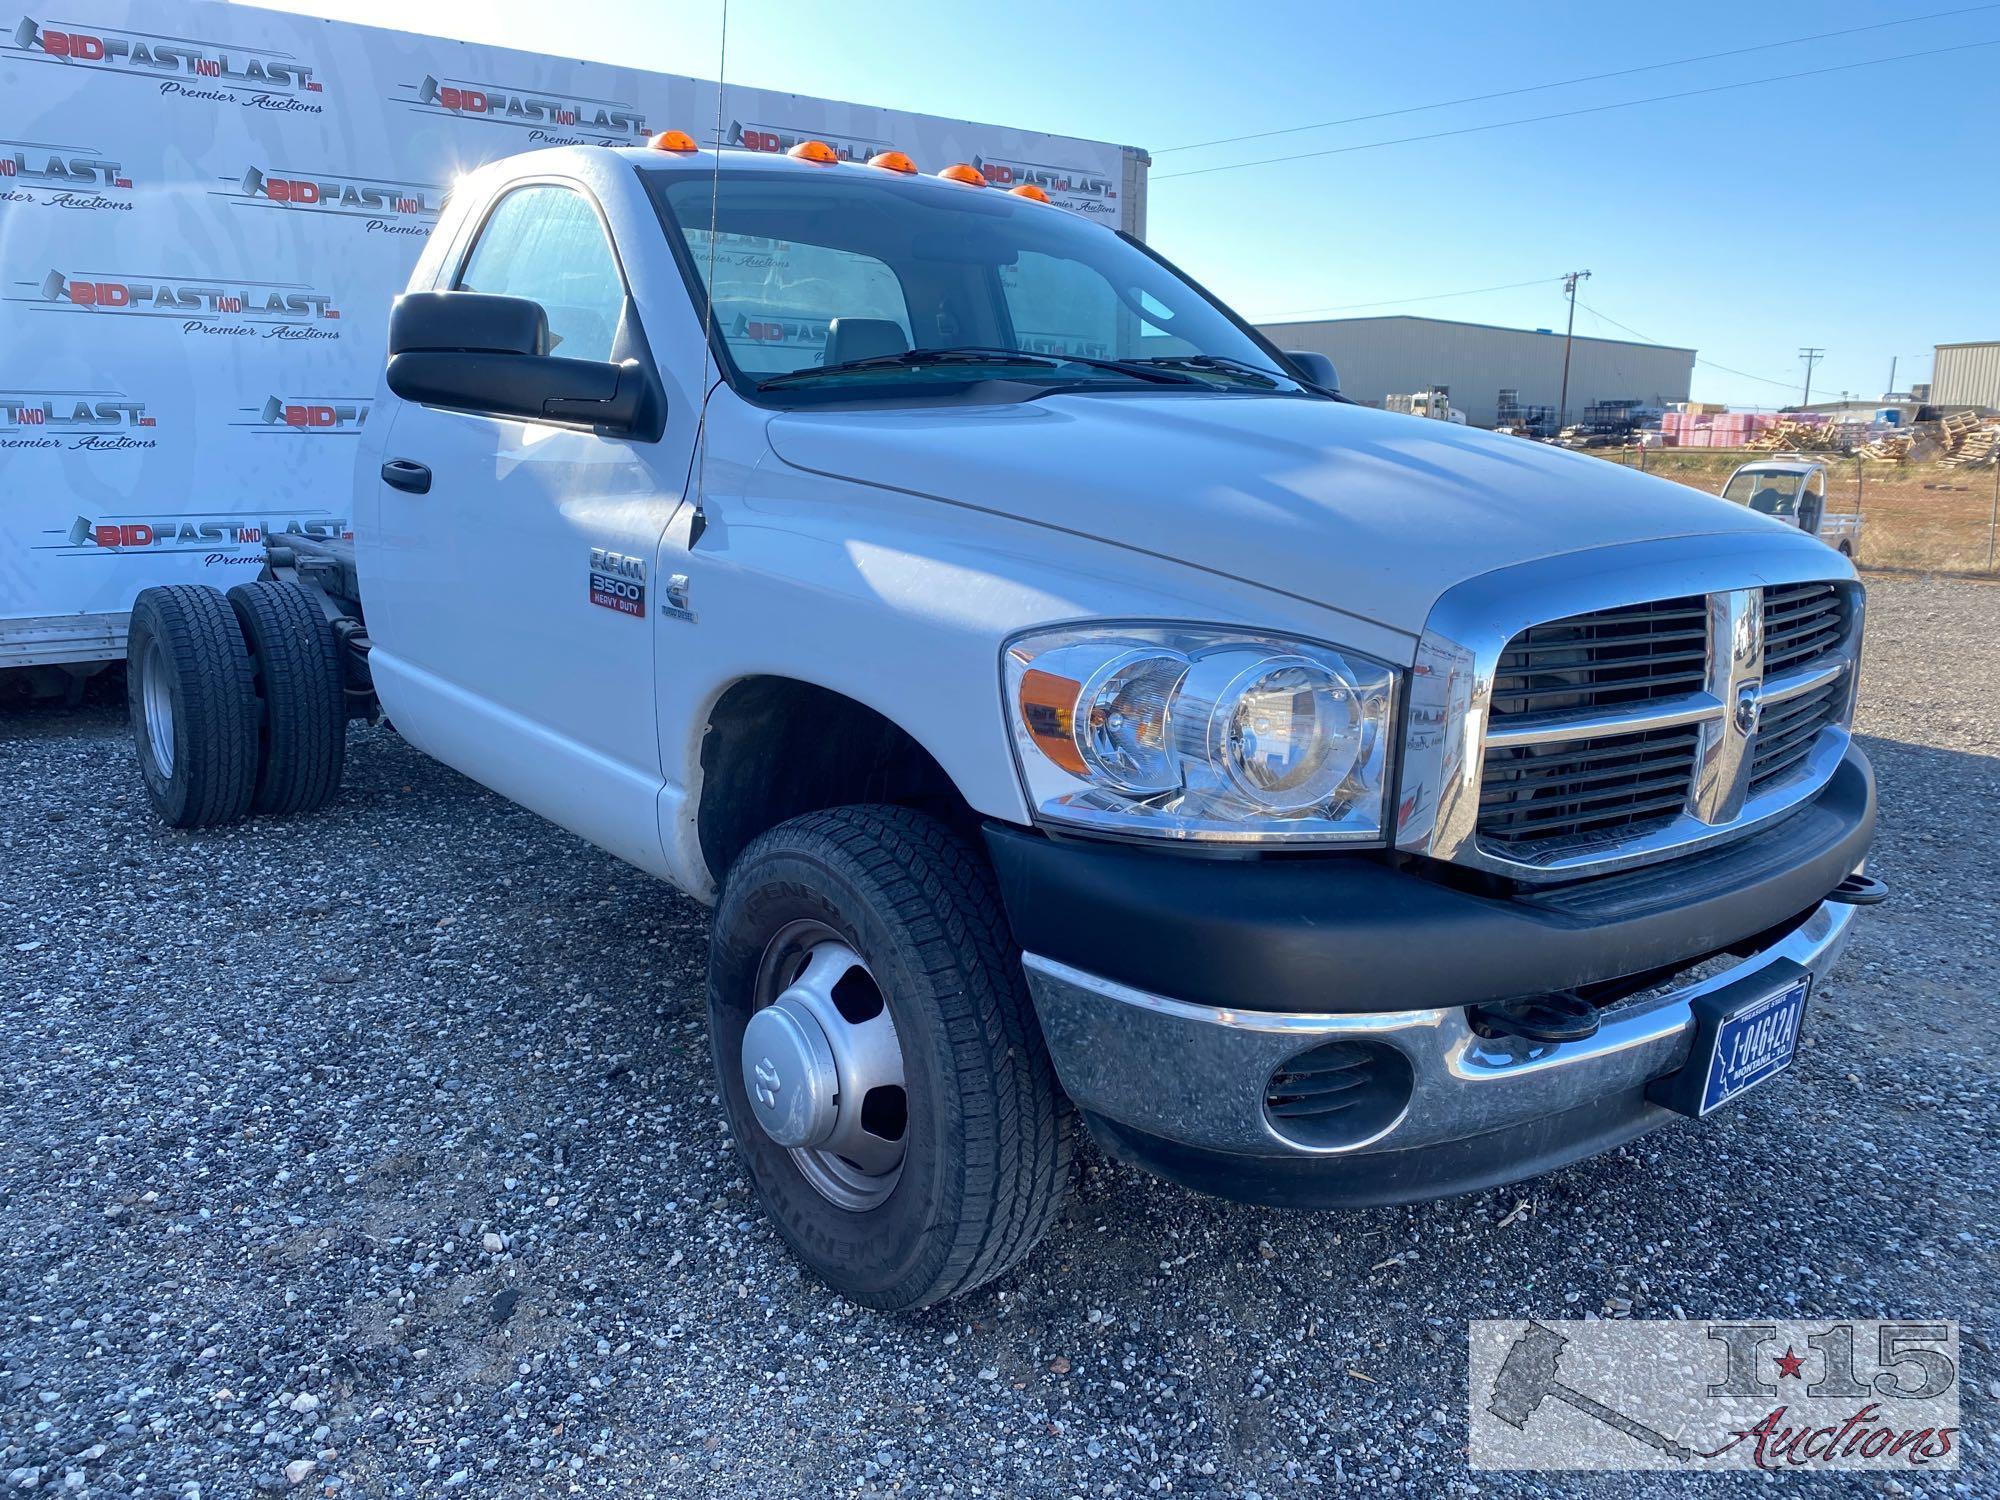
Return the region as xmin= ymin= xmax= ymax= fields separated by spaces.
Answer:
xmin=124 ymin=139 xmax=1883 ymax=1310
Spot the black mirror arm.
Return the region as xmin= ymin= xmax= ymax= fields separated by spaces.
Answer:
xmin=543 ymin=359 xmax=645 ymax=433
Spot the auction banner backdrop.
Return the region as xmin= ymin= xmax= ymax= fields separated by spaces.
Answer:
xmin=0 ymin=0 xmax=1136 ymax=645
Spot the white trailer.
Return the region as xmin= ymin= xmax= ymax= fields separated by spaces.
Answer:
xmin=0 ymin=0 xmax=1147 ymax=685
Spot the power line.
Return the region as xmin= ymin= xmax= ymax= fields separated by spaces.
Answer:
xmin=1575 ymin=301 xmax=1802 ymax=392
xmin=1257 ymin=275 xmax=1564 ymax=321
xmin=1153 ymin=37 xmax=2000 ymax=182
xmin=1152 ymin=3 xmax=1999 ymax=154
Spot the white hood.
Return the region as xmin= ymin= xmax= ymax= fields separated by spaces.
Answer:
xmin=765 ymin=394 xmax=1794 ymax=636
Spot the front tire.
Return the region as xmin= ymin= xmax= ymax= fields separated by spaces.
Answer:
xmin=126 ymin=585 xmax=260 ymax=829
xmin=709 ymin=806 xmax=1072 ymax=1310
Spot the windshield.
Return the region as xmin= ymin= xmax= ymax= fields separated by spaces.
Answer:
xmin=1723 ymin=470 xmax=1805 ymax=516
xmin=647 ymin=167 xmax=1301 ymax=402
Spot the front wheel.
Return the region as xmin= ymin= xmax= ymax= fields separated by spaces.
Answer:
xmin=708 ymin=806 xmax=1072 ymax=1310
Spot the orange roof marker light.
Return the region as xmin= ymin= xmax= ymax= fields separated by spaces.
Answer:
xmin=648 ymin=129 xmax=700 ymax=152
xmin=937 ymin=163 xmax=986 ymax=187
xmin=867 ymin=150 xmax=918 ymax=175
xmin=789 ymin=139 xmax=841 ymax=165
xmin=1008 ymin=183 xmax=1051 ymax=203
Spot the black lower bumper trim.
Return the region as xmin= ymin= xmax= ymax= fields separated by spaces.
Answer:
xmin=985 ymin=745 xmax=1873 ymax=1015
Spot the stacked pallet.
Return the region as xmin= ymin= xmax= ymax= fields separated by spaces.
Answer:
xmin=1938 ymin=418 xmax=2000 ymax=469
xmin=1744 ymin=419 xmax=1844 ymax=453
xmin=1854 ymin=432 xmax=1916 ymax=463
xmin=1937 ymin=411 xmax=1982 ymax=450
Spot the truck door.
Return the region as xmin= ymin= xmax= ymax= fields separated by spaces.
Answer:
xmin=367 ymin=181 xmax=690 ymax=874
xmin=1800 ymin=468 xmax=1826 ymax=536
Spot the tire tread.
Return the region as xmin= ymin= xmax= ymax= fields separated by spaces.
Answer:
xmin=127 ymin=584 xmax=260 ymax=828
xmin=228 ymin=579 xmax=345 ymax=816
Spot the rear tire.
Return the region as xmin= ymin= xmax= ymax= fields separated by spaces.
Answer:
xmin=228 ymin=579 xmax=346 ymax=816
xmin=709 ymin=806 xmax=1072 ymax=1310
xmin=126 ymin=585 xmax=259 ymax=829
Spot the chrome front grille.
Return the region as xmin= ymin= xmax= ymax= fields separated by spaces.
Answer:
xmin=1424 ymin=565 xmax=1862 ymax=879
xmin=1489 ymin=596 xmax=1709 ymax=718
xmin=1748 ymin=676 xmax=1843 ymax=795
xmin=1762 ymin=582 xmax=1846 ymax=677
xmin=1479 ymin=723 xmax=1701 ymax=849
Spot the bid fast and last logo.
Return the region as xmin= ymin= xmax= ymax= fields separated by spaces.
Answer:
xmin=232 ymin=396 xmax=370 ymax=434
xmin=7 ymin=13 xmax=324 ymax=111
xmin=0 ymin=137 xmax=133 ymax=211
xmin=727 ymin=120 xmax=894 ymax=162
xmin=219 ymin=167 xmax=442 ymax=237
xmin=0 ymin=387 xmax=158 ymax=452
xmin=971 ymin=154 xmax=1118 ymax=217
xmin=12 ymin=269 xmax=342 ymax=341
xmin=395 ymin=72 xmax=648 ymax=146
xmin=48 ymin=512 xmax=354 ymax=570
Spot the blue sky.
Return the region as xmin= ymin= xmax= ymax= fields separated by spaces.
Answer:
xmin=263 ymin=0 xmax=1998 ymax=409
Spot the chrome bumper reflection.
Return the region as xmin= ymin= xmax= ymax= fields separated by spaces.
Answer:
xmin=1021 ymin=897 xmax=1859 ymax=1159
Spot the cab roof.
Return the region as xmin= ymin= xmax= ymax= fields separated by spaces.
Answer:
xmin=1729 ymin=458 xmax=1824 ymax=475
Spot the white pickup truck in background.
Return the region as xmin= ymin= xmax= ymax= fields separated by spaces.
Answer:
xmin=1721 ymin=458 xmax=1863 ymax=559
xmin=122 ymin=138 xmax=1883 ymax=1309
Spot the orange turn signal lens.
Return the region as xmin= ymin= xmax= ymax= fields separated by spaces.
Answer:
xmin=648 ymin=130 xmax=699 ymax=152
xmin=788 ymin=139 xmax=841 ymax=164
xmin=1018 ymin=667 xmax=1087 ymax=776
xmin=1008 ymin=183 xmax=1051 ymax=203
xmin=867 ymin=150 xmax=918 ymax=174
xmin=937 ymin=163 xmax=986 ymax=186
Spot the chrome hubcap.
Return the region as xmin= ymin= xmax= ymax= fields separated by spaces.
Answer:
xmin=744 ymin=925 xmax=908 ymax=1211
xmin=142 ymin=639 xmax=175 ymax=777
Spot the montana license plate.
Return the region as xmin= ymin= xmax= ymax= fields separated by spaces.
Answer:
xmin=1650 ymin=964 xmax=1812 ymax=1119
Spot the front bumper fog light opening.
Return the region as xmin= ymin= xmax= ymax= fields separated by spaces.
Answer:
xmin=1262 ymin=1038 xmax=1414 ymax=1150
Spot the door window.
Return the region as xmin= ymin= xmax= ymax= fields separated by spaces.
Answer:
xmin=457 ymin=185 xmax=624 ymax=363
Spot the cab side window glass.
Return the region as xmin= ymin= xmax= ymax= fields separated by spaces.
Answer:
xmin=457 ymin=186 xmax=623 ymax=364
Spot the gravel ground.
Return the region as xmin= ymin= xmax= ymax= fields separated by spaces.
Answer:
xmin=2 ymin=574 xmax=1995 ymax=1498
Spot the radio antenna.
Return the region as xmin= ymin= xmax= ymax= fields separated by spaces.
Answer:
xmin=691 ymin=0 xmax=727 ymax=546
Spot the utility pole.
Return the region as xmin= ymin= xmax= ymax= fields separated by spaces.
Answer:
xmin=1799 ymin=347 xmax=1825 ymax=408
xmin=1887 ymin=355 xmax=1898 ymax=399
xmin=1558 ymin=270 xmax=1592 ymax=434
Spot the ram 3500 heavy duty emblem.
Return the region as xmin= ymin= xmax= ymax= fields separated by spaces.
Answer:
xmin=587 ymin=547 xmax=645 ymax=617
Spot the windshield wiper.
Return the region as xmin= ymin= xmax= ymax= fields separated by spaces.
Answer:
xmin=758 ymin=348 xmax=1058 ymax=389
xmin=1123 ymin=354 xmax=1288 ymax=389
xmin=756 ymin=345 xmax=1203 ymax=391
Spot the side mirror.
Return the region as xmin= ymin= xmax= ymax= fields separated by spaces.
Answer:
xmin=386 ymin=291 xmax=647 ymax=435
xmin=1284 ymin=349 xmax=1339 ymax=392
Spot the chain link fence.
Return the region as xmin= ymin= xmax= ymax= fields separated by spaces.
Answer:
xmin=1596 ymin=449 xmax=2000 ymax=573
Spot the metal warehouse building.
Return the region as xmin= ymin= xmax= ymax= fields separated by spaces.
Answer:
xmin=1257 ymin=314 xmax=1696 ymax=429
xmin=1931 ymin=342 xmax=2000 ymax=411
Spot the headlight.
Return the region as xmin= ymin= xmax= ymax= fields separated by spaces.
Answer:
xmin=1004 ymin=624 xmax=1398 ymax=845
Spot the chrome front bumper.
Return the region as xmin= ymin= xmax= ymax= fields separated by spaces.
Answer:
xmin=1022 ymin=896 xmax=1859 ymax=1163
